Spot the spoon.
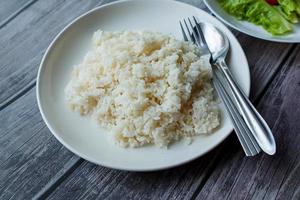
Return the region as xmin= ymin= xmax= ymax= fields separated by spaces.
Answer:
xmin=200 ymin=22 xmax=276 ymax=155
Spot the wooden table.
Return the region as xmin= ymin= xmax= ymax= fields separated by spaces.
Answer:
xmin=0 ymin=0 xmax=299 ymax=199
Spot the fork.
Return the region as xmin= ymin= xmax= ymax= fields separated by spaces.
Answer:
xmin=180 ymin=17 xmax=261 ymax=156
xmin=213 ymin=70 xmax=261 ymax=155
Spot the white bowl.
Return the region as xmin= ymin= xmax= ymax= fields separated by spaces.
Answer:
xmin=37 ymin=0 xmax=250 ymax=171
xmin=204 ymin=0 xmax=300 ymax=43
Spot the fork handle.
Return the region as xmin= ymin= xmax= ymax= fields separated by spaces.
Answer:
xmin=215 ymin=59 xmax=276 ymax=155
xmin=213 ymin=74 xmax=261 ymax=156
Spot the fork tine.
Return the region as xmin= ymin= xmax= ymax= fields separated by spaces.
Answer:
xmin=187 ymin=17 xmax=200 ymax=45
xmin=192 ymin=16 xmax=208 ymax=47
xmin=183 ymin=19 xmax=194 ymax=43
xmin=179 ymin=21 xmax=188 ymax=42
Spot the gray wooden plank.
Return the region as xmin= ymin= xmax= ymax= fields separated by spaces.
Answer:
xmin=0 ymin=0 xmax=118 ymax=199
xmin=0 ymin=0 xmax=105 ymax=109
xmin=0 ymin=0 xmax=33 ymax=23
xmin=0 ymin=87 xmax=80 ymax=200
xmin=195 ymin=45 xmax=300 ymax=200
xmin=235 ymin=34 xmax=295 ymax=101
xmin=45 ymin=149 xmax=222 ymax=200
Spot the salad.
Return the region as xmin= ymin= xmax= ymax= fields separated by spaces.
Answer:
xmin=219 ymin=0 xmax=300 ymax=35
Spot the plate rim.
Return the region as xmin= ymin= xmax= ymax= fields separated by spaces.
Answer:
xmin=203 ymin=0 xmax=300 ymax=43
xmin=36 ymin=0 xmax=251 ymax=171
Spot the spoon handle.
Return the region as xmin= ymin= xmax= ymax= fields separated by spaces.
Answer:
xmin=215 ymin=59 xmax=276 ymax=155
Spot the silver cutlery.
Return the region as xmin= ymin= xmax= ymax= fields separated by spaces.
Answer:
xmin=180 ymin=18 xmax=260 ymax=156
xmin=213 ymin=71 xmax=261 ymax=155
xmin=180 ymin=17 xmax=276 ymax=155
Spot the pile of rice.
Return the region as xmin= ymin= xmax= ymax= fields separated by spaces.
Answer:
xmin=65 ymin=30 xmax=220 ymax=148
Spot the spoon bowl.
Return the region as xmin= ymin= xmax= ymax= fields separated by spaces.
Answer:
xmin=200 ymin=23 xmax=229 ymax=62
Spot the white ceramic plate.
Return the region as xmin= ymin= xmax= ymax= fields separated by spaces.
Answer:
xmin=37 ymin=0 xmax=250 ymax=171
xmin=204 ymin=0 xmax=300 ymax=43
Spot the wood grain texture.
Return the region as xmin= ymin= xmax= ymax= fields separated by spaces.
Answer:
xmin=0 ymin=0 xmax=34 ymax=23
xmin=0 ymin=0 xmax=105 ymax=109
xmin=0 ymin=0 xmax=109 ymax=199
xmin=234 ymin=34 xmax=294 ymax=101
xmin=195 ymin=45 xmax=300 ymax=200
xmin=46 ymin=149 xmax=222 ymax=200
xmin=0 ymin=88 xmax=81 ymax=199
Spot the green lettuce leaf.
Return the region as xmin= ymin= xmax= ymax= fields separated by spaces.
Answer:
xmin=291 ymin=0 xmax=300 ymax=15
xmin=278 ymin=0 xmax=300 ymax=22
xmin=274 ymin=5 xmax=298 ymax=23
xmin=219 ymin=0 xmax=293 ymax=35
